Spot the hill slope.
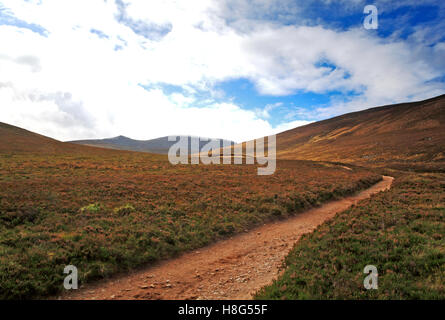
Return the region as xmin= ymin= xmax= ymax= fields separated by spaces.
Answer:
xmin=0 ymin=122 xmax=79 ymax=153
xmin=0 ymin=122 xmax=147 ymax=156
xmin=275 ymin=94 xmax=445 ymax=164
xmin=2 ymin=94 xmax=444 ymax=162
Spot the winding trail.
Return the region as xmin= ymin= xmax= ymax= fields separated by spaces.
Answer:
xmin=61 ymin=176 xmax=394 ymax=300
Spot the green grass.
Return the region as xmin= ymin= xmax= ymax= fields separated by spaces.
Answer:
xmin=255 ymin=172 xmax=445 ymax=299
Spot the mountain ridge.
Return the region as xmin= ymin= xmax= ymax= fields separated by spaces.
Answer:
xmin=69 ymin=135 xmax=236 ymax=155
xmin=1 ymin=94 xmax=444 ymax=163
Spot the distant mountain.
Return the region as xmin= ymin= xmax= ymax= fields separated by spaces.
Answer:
xmin=274 ymin=94 xmax=445 ymax=164
xmin=69 ymin=135 xmax=236 ymax=154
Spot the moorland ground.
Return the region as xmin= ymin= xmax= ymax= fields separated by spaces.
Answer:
xmin=1 ymin=95 xmax=443 ymax=300
xmin=255 ymin=169 xmax=445 ymax=299
xmin=0 ymin=148 xmax=380 ymax=299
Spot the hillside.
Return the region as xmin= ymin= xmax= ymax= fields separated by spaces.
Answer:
xmin=0 ymin=122 xmax=160 ymax=157
xmin=70 ymin=135 xmax=235 ymax=154
xmin=275 ymin=95 xmax=445 ymax=164
xmin=0 ymin=122 xmax=79 ymax=154
xmin=3 ymin=94 xmax=444 ymax=163
xmin=0 ymin=123 xmax=234 ymax=157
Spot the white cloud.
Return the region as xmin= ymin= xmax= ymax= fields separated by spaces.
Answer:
xmin=254 ymin=102 xmax=282 ymax=119
xmin=0 ymin=0 xmax=443 ymax=142
xmin=272 ymin=119 xmax=313 ymax=134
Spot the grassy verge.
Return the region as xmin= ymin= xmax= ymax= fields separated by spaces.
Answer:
xmin=0 ymin=152 xmax=380 ymax=299
xmin=255 ymin=172 xmax=445 ymax=299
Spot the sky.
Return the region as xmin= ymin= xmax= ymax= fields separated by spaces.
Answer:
xmin=0 ymin=0 xmax=444 ymax=142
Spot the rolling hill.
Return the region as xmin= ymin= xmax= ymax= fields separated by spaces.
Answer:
xmin=275 ymin=94 xmax=445 ymax=164
xmin=0 ymin=122 xmax=157 ymax=157
xmin=0 ymin=122 xmax=82 ymax=154
xmin=70 ymin=135 xmax=235 ymax=155
xmin=0 ymin=123 xmax=234 ymax=157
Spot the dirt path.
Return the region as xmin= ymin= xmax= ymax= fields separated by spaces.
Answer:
xmin=61 ymin=176 xmax=394 ymax=300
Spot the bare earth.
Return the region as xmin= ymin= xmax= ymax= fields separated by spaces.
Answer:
xmin=60 ymin=176 xmax=394 ymax=300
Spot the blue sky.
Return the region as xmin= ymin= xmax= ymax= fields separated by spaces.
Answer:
xmin=203 ymin=1 xmax=445 ymax=126
xmin=0 ymin=0 xmax=444 ymax=142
